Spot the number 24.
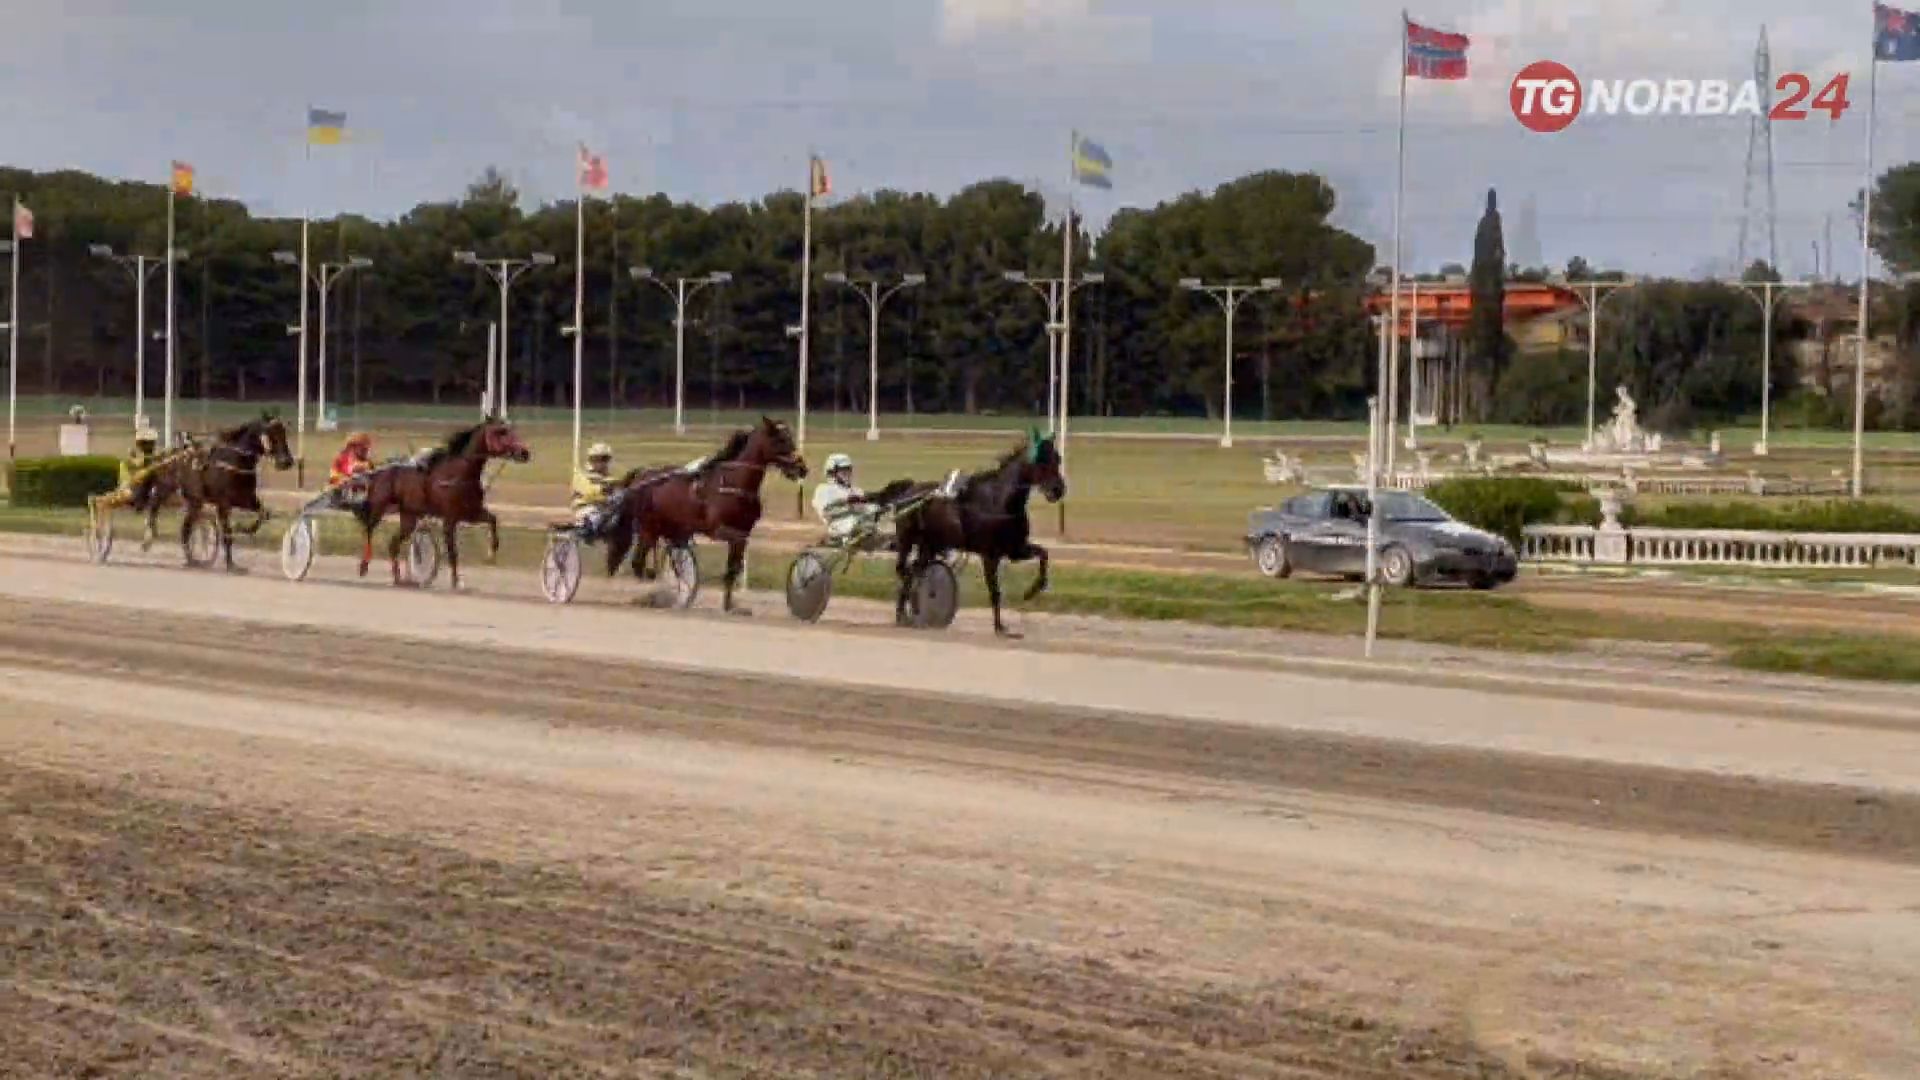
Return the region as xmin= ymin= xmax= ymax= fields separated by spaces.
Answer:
xmin=1772 ymin=73 xmax=1851 ymax=121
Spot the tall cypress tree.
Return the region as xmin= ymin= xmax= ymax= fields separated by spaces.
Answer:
xmin=1469 ymin=188 xmax=1507 ymax=420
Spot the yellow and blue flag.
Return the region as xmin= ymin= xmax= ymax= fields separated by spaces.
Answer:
xmin=1072 ymin=134 xmax=1112 ymax=190
xmin=307 ymin=107 xmax=347 ymax=145
xmin=1877 ymin=3 xmax=1920 ymax=61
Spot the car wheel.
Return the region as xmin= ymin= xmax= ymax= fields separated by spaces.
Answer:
xmin=1470 ymin=573 xmax=1500 ymax=591
xmin=1254 ymin=536 xmax=1291 ymax=579
xmin=1379 ymin=545 xmax=1416 ymax=588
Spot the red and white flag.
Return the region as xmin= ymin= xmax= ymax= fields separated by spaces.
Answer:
xmin=577 ymin=143 xmax=608 ymax=192
xmin=12 ymin=202 xmax=32 ymax=240
xmin=809 ymin=155 xmax=831 ymax=200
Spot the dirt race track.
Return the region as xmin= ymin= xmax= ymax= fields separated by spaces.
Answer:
xmin=5 ymin=542 xmax=1920 ymax=1077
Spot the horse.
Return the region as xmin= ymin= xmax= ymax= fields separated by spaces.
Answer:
xmin=355 ymin=418 xmax=530 ymax=589
xmin=167 ymin=412 xmax=296 ymax=572
xmin=603 ymin=415 xmax=807 ymax=614
xmin=892 ymin=428 xmax=1066 ymax=638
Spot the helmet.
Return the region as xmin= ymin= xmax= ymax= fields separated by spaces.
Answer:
xmin=134 ymin=428 xmax=158 ymax=444
xmin=825 ymin=452 xmax=853 ymax=474
xmin=345 ymin=432 xmax=373 ymax=449
xmin=587 ymin=442 xmax=613 ymax=461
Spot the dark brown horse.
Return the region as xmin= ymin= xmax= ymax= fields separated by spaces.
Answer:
xmin=169 ymin=413 xmax=296 ymax=571
xmin=604 ymin=416 xmax=807 ymax=613
xmin=893 ymin=429 xmax=1066 ymax=637
xmin=355 ymin=418 xmax=530 ymax=588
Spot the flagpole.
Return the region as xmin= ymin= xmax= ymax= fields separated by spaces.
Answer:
xmin=572 ymin=192 xmax=585 ymax=468
xmin=298 ymin=131 xmax=311 ymax=476
xmin=1369 ymin=12 xmax=1409 ymax=658
xmin=164 ymin=184 xmax=177 ymax=444
xmin=1059 ymin=131 xmax=1075 ymax=535
xmin=798 ymin=155 xmax=813 ymax=453
xmin=7 ymin=197 xmax=19 ymax=458
xmin=1854 ymin=26 xmax=1879 ymax=499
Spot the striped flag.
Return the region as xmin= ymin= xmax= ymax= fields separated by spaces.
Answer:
xmin=13 ymin=202 xmax=32 ymax=240
xmin=170 ymin=160 xmax=195 ymax=196
xmin=1072 ymin=134 xmax=1113 ymax=189
xmin=577 ymin=143 xmax=608 ymax=191
xmin=308 ymin=107 xmax=347 ymax=145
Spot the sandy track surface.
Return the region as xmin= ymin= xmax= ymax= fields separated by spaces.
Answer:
xmin=4 ymin=554 xmax=1920 ymax=1074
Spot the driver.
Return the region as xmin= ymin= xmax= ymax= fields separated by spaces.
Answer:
xmin=329 ymin=432 xmax=376 ymax=504
xmin=115 ymin=427 xmax=163 ymax=510
xmin=811 ymin=452 xmax=875 ymax=544
xmin=570 ymin=442 xmax=619 ymax=535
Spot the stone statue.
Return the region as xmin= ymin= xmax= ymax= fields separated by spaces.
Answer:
xmin=1590 ymin=385 xmax=1644 ymax=453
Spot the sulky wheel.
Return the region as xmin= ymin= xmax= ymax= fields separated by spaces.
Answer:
xmin=910 ymin=560 xmax=959 ymax=630
xmin=280 ymin=517 xmax=317 ymax=581
xmin=405 ymin=528 xmax=443 ymax=589
xmin=540 ymin=534 xmax=583 ymax=604
xmin=784 ymin=550 xmax=834 ymax=623
xmin=659 ymin=543 xmax=700 ymax=609
xmin=183 ymin=516 xmax=221 ymax=569
xmin=85 ymin=503 xmax=115 ymax=565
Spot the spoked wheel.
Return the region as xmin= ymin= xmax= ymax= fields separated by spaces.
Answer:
xmin=281 ymin=517 xmax=317 ymax=581
xmin=541 ymin=534 xmax=584 ymax=604
xmin=658 ymin=543 xmax=700 ymax=609
xmin=909 ymin=560 xmax=960 ymax=630
xmin=784 ymin=550 xmax=834 ymax=623
xmin=405 ymin=528 xmax=443 ymax=589
xmin=85 ymin=503 xmax=115 ymax=565
xmin=183 ymin=516 xmax=221 ymax=569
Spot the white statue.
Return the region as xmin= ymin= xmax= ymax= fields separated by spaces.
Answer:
xmin=1591 ymin=385 xmax=1645 ymax=453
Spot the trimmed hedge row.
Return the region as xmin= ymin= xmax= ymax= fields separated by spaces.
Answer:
xmin=5 ymin=455 xmax=120 ymax=508
xmin=1423 ymin=477 xmax=1569 ymax=544
xmin=1636 ymin=499 xmax=1920 ymax=534
xmin=1434 ymin=481 xmax=1920 ymax=537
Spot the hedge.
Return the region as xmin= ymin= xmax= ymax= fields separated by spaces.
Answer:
xmin=5 ymin=455 xmax=121 ymax=508
xmin=1637 ymin=499 xmax=1920 ymax=534
xmin=1423 ymin=477 xmax=1567 ymax=544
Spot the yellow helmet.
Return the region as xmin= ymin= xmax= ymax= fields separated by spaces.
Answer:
xmin=587 ymin=442 xmax=613 ymax=461
xmin=134 ymin=427 xmax=158 ymax=444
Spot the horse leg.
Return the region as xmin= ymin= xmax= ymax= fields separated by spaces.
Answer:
xmin=604 ymin=519 xmax=633 ymax=578
xmin=216 ymin=503 xmax=237 ymax=572
xmin=481 ymin=510 xmax=500 ymax=564
xmin=893 ymin=540 xmax=917 ymax=626
xmin=722 ymin=534 xmax=748 ymax=615
xmin=445 ymin=521 xmax=463 ymax=590
xmin=984 ymin=554 xmax=1017 ymax=638
xmin=141 ymin=498 xmax=160 ymax=551
xmin=1017 ymin=542 xmax=1051 ymax=602
xmin=389 ymin=512 xmax=418 ymax=586
xmin=179 ymin=501 xmax=200 ymax=566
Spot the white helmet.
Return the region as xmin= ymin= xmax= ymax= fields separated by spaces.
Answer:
xmin=135 ymin=427 xmax=158 ymax=443
xmin=587 ymin=442 xmax=613 ymax=461
xmin=824 ymin=452 xmax=853 ymax=475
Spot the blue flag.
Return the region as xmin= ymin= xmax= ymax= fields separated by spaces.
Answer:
xmin=1072 ymin=135 xmax=1112 ymax=190
xmin=1877 ymin=3 xmax=1920 ymax=61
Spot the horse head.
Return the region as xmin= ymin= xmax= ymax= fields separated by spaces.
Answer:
xmin=259 ymin=412 xmax=295 ymax=471
xmin=753 ymin=415 xmax=808 ymax=481
xmin=1021 ymin=427 xmax=1066 ymax=504
xmin=479 ymin=420 xmax=532 ymax=463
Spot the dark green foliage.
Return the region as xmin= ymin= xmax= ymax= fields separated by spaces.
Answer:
xmin=1467 ymin=189 xmax=1508 ymax=417
xmin=1424 ymin=477 xmax=1566 ymax=543
xmin=1491 ymin=348 xmax=1584 ymax=425
xmin=6 ymin=455 xmax=120 ymax=507
xmin=1638 ymin=499 xmax=1920 ymax=534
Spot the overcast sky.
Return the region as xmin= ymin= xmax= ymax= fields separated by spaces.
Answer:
xmin=3 ymin=0 xmax=1916 ymax=277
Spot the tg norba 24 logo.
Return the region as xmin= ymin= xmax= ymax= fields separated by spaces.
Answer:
xmin=1509 ymin=60 xmax=1853 ymax=133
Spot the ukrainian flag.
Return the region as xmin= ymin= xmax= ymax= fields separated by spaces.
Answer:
xmin=307 ymin=107 xmax=347 ymax=146
xmin=1072 ymin=133 xmax=1112 ymax=190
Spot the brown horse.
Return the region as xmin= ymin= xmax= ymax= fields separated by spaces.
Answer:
xmin=355 ymin=418 xmax=530 ymax=588
xmin=604 ymin=416 xmax=807 ymax=613
xmin=893 ymin=429 xmax=1066 ymax=637
xmin=169 ymin=413 xmax=296 ymax=571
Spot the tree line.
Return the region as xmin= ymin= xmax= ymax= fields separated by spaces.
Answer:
xmin=2 ymin=161 xmax=1917 ymax=428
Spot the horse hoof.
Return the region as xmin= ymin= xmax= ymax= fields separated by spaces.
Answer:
xmin=995 ymin=627 xmax=1023 ymax=640
xmin=226 ymin=566 xmax=251 ymax=577
xmin=726 ymin=606 xmax=754 ymax=618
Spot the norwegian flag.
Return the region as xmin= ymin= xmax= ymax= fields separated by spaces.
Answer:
xmin=577 ymin=143 xmax=608 ymax=192
xmin=1405 ymin=19 xmax=1470 ymax=80
xmin=12 ymin=202 xmax=32 ymax=240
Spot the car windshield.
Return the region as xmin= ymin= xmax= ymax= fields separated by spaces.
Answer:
xmin=1373 ymin=492 xmax=1451 ymax=522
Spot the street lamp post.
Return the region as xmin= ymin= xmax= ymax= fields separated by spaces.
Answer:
xmin=1004 ymin=270 xmax=1103 ymax=434
xmin=454 ymin=250 xmax=554 ymax=421
xmin=90 ymin=244 xmax=179 ymax=432
xmin=314 ymin=257 xmax=372 ymax=430
xmin=1180 ymin=277 xmax=1283 ymax=448
xmin=1556 ymin=277 xmax=1639 ymax=448
xmin=824 ymin=271 xmax=925 ymax=441
xmin=1729 ymin=279 xmax=1813 ymax=456
xmin=631 ymin=268 xmax=732 ymax=435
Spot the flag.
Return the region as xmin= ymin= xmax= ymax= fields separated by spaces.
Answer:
xmin=170 ymin=160 xmax=194 ymax=196
xmin=809 ymin=155 xmax=831 ymax=199
xmin=307 ymin=107 xmax=347 ymax=145
xmin=1877 ymin=3 xmax=1920 ymax=61
xmin=13 ymin=202 xmax=32 ymax=240
xmin=1405 ymin=19 xmax=1470 ymax=80
xmin=577 ymin=143 xmax=608 ymax=191
xmin=1072 ymin=134 xmax=1112 ymax=189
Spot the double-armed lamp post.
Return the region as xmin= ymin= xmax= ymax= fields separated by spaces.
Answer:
xmin=454 ymin=250 xmax=554 ymax=420
xmin=89 ymin=243 xmax=186 ymax=433
xmin=1179 ymin=277 xmax=1283 ymax=448
xmin=631 ymin=268 xmax=732 ymax=435
xmin=823 ymin=271 xmax=925 ymax=441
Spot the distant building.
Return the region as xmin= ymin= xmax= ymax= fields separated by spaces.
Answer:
xmin=1363 ymin=282 xmax=1585 ymax=423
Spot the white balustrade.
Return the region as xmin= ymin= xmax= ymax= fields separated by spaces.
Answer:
xmin=1521 ymin=525 xmax=1920 ymax=570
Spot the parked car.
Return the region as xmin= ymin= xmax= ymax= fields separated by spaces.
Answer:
xmin=1244 ymin=486 xmax=1517 ymax=589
